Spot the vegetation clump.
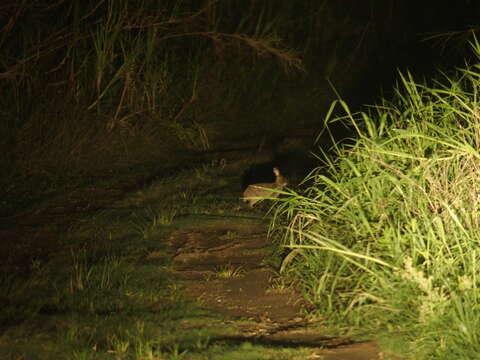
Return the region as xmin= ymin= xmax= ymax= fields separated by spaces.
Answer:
xmin=275 ymin=39 xmax=480 ymax=359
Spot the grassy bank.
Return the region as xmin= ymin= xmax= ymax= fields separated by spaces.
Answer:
xmin=275 ymin=40 xmax=480 ymax=359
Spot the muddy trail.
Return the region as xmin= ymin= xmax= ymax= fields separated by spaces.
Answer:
xmin=168 ymin=220 xmax=381 ymax=360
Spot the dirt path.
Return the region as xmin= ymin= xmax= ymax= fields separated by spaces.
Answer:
xmin=1 ymin=164 xmax=383 ymax=359
xmin=168 ymin=220 xmax=381 ymax=360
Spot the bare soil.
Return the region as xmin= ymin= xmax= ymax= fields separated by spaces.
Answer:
xmin=168 ymin=221 xmax=381 ymax=359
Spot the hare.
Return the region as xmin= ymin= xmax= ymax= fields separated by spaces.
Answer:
xmin=242 ymin=167 xmax=288 ymax=207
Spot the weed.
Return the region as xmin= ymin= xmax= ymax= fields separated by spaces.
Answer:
xmin=267 ymin=276 xmax=291 ymax=293
xmin=214 ymin=264 xmax=245 ymax=279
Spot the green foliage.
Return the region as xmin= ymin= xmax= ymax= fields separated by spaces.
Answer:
xmin=274 ymin=41 xmax=480 ymax=359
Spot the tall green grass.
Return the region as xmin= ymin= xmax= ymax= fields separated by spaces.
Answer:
xmin=274 ymin=40 xmax=480 ymax=359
